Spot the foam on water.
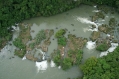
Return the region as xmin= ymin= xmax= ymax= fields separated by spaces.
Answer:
xmin=100 ymin=43 xmax=118 ymax=57
xmin=22 ymin=56 xmax=26 ymax=60
xmin=50 ymin=60 xmax=56 ymax=67
xmin=86 ymin=41 xmax=96 ymax=50
xmin=58 ymin=66 xmax=61 ymax=69
xmin=36 ymin=60 xmax=48 ymax=72
xmin=77 ymin=17 xmax=99 ymax=31
xmin=35 ymin=48 xmax=46 ymax=60
xmin=12 ymin=26 xmax=20 ymax=31
xmin=93 ymin=5 xmax=97 ymax=8
xmin=92 ymin=10 xmax=100 ymax=12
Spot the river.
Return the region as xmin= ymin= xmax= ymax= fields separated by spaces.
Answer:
xmin=0 ymin=5 xmax=119 ymax=79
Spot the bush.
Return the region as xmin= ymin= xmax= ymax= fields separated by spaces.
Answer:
xmin=14 ymin=50 xmax=26 ymax=58
xmin=96 ymin=43 xmax=108 ymax=51
xmin=53 ymin=54 xmax=61 ymax=66
xmin=13 ymin=38 xmax=26 ymax=49
xmin=58 ymin=36 xmax=67 ymax=46
xmin=55 ymin=29 xmax=66 ymax=38
xmin=61 ymin=57 xmax=72 ymax=70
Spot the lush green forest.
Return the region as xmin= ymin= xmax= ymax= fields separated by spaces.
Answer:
xmin=80 ymin=46 xmax=119 ymax=79
xmin=0 ymin=0 xmax=119 ymax=38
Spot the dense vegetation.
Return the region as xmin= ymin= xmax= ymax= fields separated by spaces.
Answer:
xmin=53 ymin=49 xmax=83 ymax=70
xmin=80 ymin=46 xmax=119 ymax=79
xmin=96 ymin=43 xmax=109 ymax=51
xmin=13 ymin=38 xmax=26 ymax=57
xmin=0 ymin=0 xmax=81 ymax=38
xmin=1 ymin=0 xmax=119 ymax=38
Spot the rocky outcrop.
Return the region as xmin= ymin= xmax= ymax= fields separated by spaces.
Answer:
xmin=91 ymin=12 xmax=105 ymax=22
xmin=96 ymin=38 xmax=111 ymax=51
xmin=109 ymin=18 xmax=117 ymax=27
xmin=26 ymin=53 xmax=38 ymax=61
xmin=95 ymin=12 xmax=105 ymax=19
xmin=41 ymin=45 xmax=48 ymax=52
xmin=98 ymin=24 xmax=111 ymax=34
xmin=68 ymin=34 xmax=88 ymax=50
xmin=90 ymin=31 xmax=100 ymax=41
xmin=91 ymin=15 xmax=98 ymax=22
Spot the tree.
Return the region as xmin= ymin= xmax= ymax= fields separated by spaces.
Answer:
xmin=61 ymin=57 xmax=72 ymax=70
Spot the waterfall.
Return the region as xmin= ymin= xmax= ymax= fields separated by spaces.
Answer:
xmin=86 ymin=41 xmax=96 ymax=50
xmin=100 ymin=43 xmax=118 ymax=57
xmin=36 ymin=60 xmax=48 ymax=73
xmin=35 ymin=48 xmax=46 ymax=60
xmin=76 ymin=17 xmax=101 ymax=31
xmin=50 ymin=60 xmax=56 ymax=67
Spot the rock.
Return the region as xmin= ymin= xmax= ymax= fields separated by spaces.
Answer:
xmin=91 ymin=15 xmax=98 ymax=22
xmin=26 ymin=54 xmax=38 ymax=61
xmin=90 ymin=31 xmax=100 ymax=41
xmin=96 ymin=38 xmax=111 ymax=51
xmin=31 ymin=30 xmax=35 ymax=33
xmin=92 ymin=25 xmax=96 ymax=28
xmin=98 ymin=24 xmax=111 ymax=33
xmin=71 ymin=24 xmax=74 ymax=26
xmin=44 ymin=38 xmax=51 ymax=45
xmin=41 ymin=45 xmax=48 ymax=52
xmin=49 ymin=29 xmax=54 ymax=37
xmin=109 ymin=18 xmax=116 ymax=27
xmin=96 ymin=12 xmax=105 ymax=19
xmin=112 ymin=40 xmax=118 ymax=43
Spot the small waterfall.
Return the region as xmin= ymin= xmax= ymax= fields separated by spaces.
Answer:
xmin=100 ymin=43 xmax=118 ymax=57
xmin=22 ymin=56 xmax=26 ymax=60
xmin=36 ymin=60 xmax=48 ymax=73
xmin=76 ymin=17 xmax=100 ymax=31
xmin=86 ymin=41 xmax=96 ymax=50
xmin=35 ymin=48 xmax=46 ymax=60
xmin=50 ymin=60 xmax=56 ymax=67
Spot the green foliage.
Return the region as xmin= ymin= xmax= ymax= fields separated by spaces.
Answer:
xmin=28 ymin=30 xmax=46 ymax=49
xmin=96 ymin=43 xmax=108 ymax=51
xmin=0 ymin=0 xmax=81 ymax=38
xmin=35 ymin=30 xmax=46 ymax=44
xmin=13 ymin=38 xmax=26 ymax=49
xmin=53 ymin=53 xmax=61 ymax=66
xmin=80 ymin=57 xmax=97 ymax=75
xmin=81 ymin=46 xmax=119 ymax=79
xmin=75 ymin=50 xmax=83 ymax=65
xmin=68 ymin=49 xmax=83 ymax=65
xmin=61 ymin=57 xmax=72 ymax=70
xmin=57 ymin=36 xmax=67 ymax=46
xmin=55 ymin=29 xmax=66 ymax=38
xmin=13 ymin=38 xmax=26 ymax=58
xmin=14 ymin=50 xmax=26 ymax=58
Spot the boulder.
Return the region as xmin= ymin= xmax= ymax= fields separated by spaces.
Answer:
xmin=98 ymin=24 xmax=111 ymax=33
xmin=92 ymin=25 xmax=96 ymax=28
xmin=91 ymin=15 xmax=98 ymax=22
xmin=109 ymin=18 xmax=116 ymax=27
xmin=90 ymin=31 xmax=100 ymax=41
xmin=26 ymin=54 xmax=38 ymax=61
xmin=41 ymin=45 xmax=48 ymax=52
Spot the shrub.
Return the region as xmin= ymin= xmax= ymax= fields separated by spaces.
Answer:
xmin=61 ymin=57 xmax=72 ymax=70
xmin=58 ymin=36 xmax=67 ymax=46
xmin=13 ymin=38 xmax=26 ymax=49
xmin=55 ymin=29 xmax=66 ymax=38
xmin=96 ymin=43 xmax=108 ymax=51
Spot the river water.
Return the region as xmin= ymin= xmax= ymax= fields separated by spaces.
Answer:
xmin=0 ymin=5 xmax=119 ymax=79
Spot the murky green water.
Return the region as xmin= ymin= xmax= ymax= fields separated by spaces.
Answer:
xmin=1 ymin=5 xmax=119 ymax=79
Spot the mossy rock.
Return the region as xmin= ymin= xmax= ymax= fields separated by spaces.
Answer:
xmin=90 ymin=31 xmax=100 ymax=41
xmin=109 ymin=18 xmax=116 ymax=27
xmin=55 ymin=29 xmax=66 ymax=38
